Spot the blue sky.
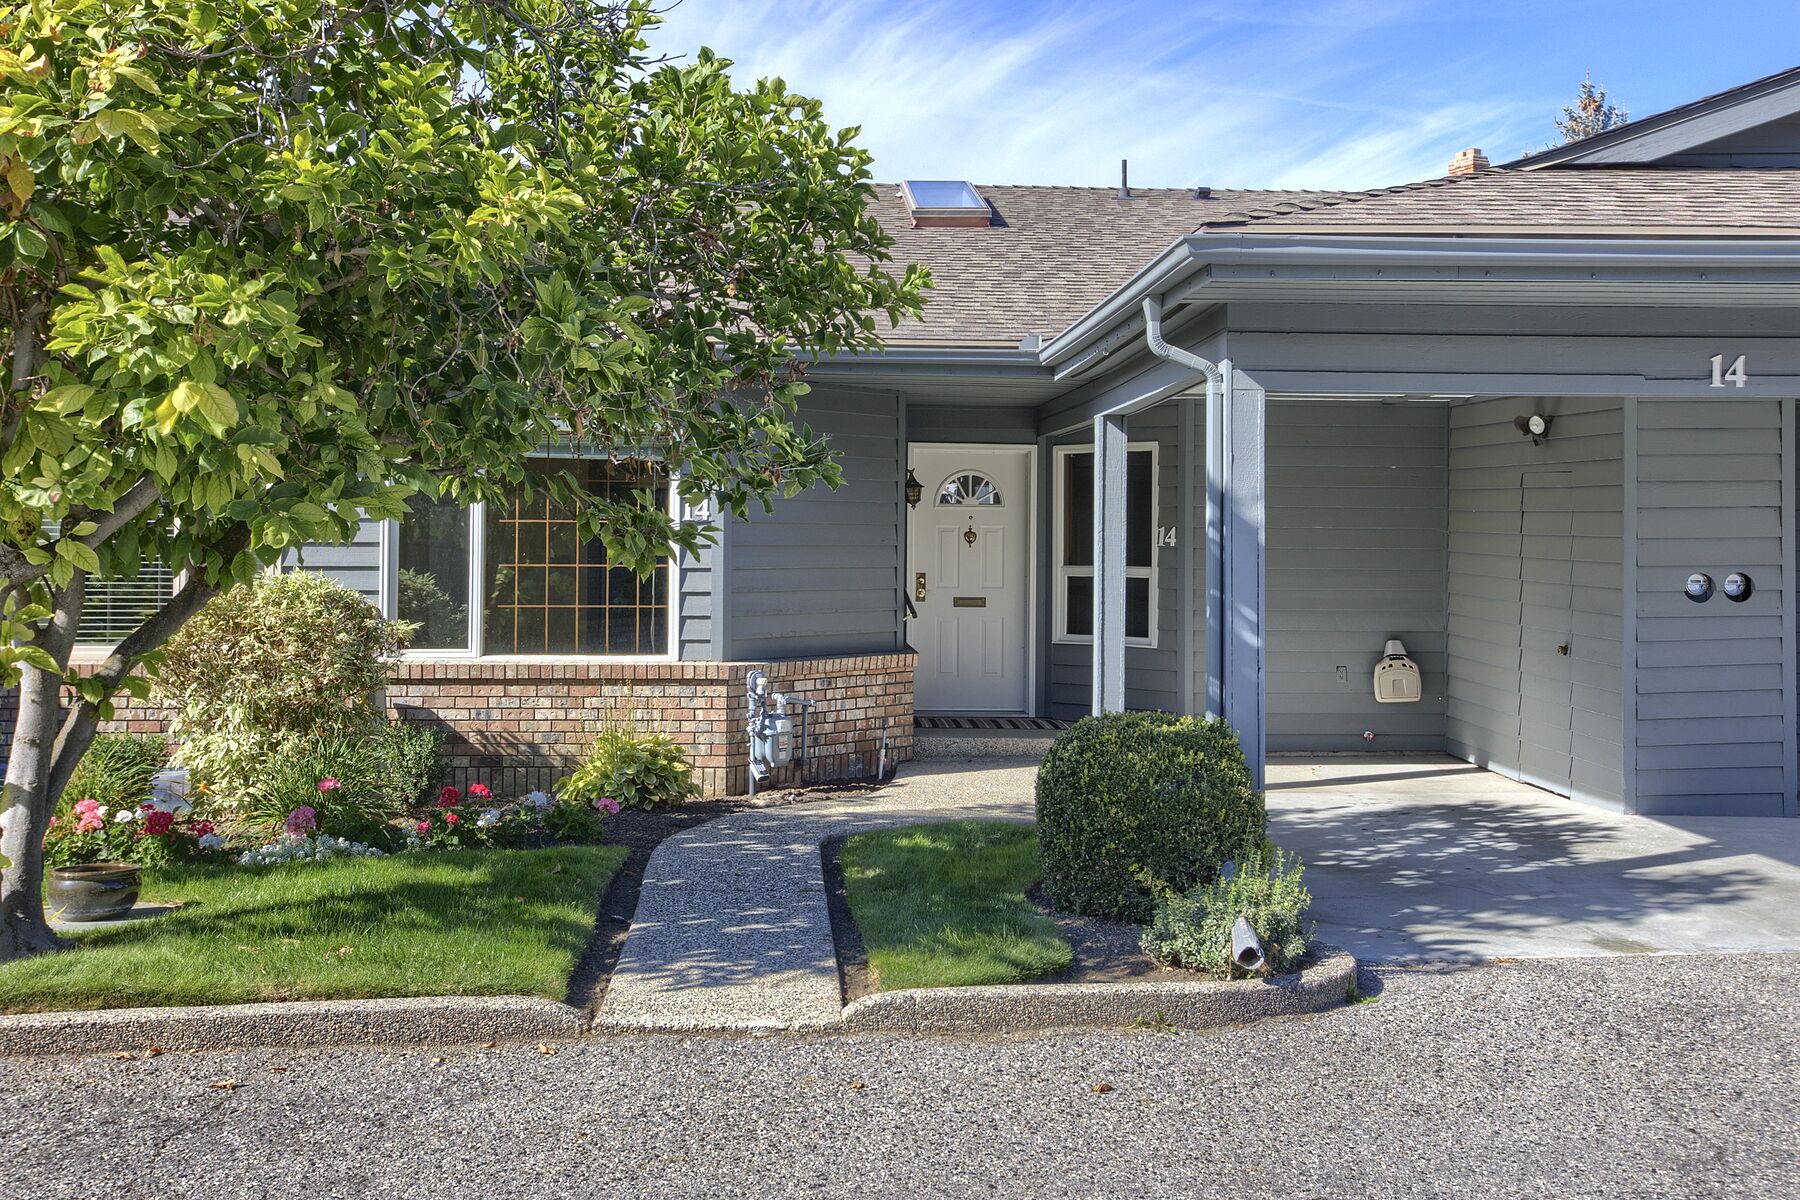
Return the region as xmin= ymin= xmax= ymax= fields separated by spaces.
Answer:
xmin=649 ymin=1 xmax=1800 ymax=191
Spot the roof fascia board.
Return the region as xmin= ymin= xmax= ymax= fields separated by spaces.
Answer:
xmin=1506 ymin=68 xmax=1800 ymax=167
xmin=1042 ymin=233 xmax=1800 ymax=380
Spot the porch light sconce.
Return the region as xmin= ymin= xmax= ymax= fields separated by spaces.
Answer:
xmin=1513 ymin=413 xmax=1553 ymax=446
xmin=905 ymin=468 xmax=923 ymax=509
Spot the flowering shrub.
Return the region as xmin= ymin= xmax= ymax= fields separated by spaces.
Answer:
xmin=45 ymin=796 xmax=223 ymax=869
xmin=233 ymin=726 xmax=440 ymax=848
xmin=405 ymin=784 xmax=615 ymax=851
xmin=237 ymin=833 xmax=387 ymax=867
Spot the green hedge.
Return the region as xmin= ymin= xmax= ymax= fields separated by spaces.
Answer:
xmin=1035 ymin=711 xmax=1266 ymax=922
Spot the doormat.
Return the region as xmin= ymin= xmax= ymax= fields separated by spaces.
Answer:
xmin=914 ymin=716 xmax=1071 ymax=731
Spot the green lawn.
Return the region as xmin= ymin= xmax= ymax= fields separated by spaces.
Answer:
xmin=839 ymin=820 xmax=1072 ymax=991
xmin=0 ymin=845 xmax=627 ymax=1012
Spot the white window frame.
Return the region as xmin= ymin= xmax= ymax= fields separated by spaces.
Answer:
xmin=383 ymin=457 xmax=679 ymax=662
xmin=1052 ymin=441 xmax=1158 ymax=649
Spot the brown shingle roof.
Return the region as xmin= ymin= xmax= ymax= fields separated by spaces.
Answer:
xmin=867 ymin=183 xmax=1325 ymax=346
xmin=1194 ymin=166 xmax=1800 ymax=236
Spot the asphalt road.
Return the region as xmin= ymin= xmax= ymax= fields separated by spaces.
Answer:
xmin=3 ymin=953 xmax=1795 ymax=1200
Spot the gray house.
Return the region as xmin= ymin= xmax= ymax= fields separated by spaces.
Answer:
xmin=49 ymin=66 xmax=1800 ymax=811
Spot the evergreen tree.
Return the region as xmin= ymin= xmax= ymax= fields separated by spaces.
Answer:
xmin=1557 ymin=71 xmax=1630 ymax=142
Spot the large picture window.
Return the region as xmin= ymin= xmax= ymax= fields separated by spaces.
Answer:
xmin=392 ymin=458 xmax=673 ymax=658
xmin=1054 ymin=443 xmax=1156 ymax=646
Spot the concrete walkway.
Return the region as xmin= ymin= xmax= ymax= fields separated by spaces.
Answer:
xmin=596 ymin=760 xmax=1036 ymax=1032
xmin=599 ymin=753 xmax=1800 ymax=1033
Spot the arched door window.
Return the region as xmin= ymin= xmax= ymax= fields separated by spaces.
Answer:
xmin=936 ymin=471 xmax=1003 ymax=507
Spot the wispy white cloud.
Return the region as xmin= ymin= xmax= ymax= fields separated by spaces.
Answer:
xmin=646 ymin=0 xmax=1545 ymax=191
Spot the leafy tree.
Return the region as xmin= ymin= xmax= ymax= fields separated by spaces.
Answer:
xmin=1556 ymin=71 xmax=1629 ymax=143
xmin=0 ymin=0 xmax=927 ymax=959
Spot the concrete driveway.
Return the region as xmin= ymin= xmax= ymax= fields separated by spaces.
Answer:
xmin=1269 ymin=755 xmax=1800 ymax=963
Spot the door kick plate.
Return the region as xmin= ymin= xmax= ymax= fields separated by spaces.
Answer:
xmin=952 ymin=596 xmax=987 ymax=608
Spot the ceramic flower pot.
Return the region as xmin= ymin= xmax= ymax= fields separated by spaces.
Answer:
xmin=48 ymin=863 xmax=142 ymax=922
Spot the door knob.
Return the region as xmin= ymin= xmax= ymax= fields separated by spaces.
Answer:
xmin=1556 ymin=643 xmax=1569 ymax=656
xmin=915 ymin=572 xmax=927 ymax=602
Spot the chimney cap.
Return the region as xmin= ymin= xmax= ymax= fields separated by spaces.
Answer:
xmin=1447 ymin=147 xmax=1490 ymax=177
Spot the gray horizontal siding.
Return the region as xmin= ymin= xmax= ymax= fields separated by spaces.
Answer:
xmin=1632 ymin=398 xmax=1794 ymax=816
xmin=727 ymin=386 xmax=904 ymax=659
xmin=286 ymin=519 xmax=383 ymax=606
xmin=907 ymin=404 xmax=1039 ymax=445
xmin=1266 ymin=400 xmax=1448 ymax=752
xmin=1446 ymin=397 xmax=1623 ymax=807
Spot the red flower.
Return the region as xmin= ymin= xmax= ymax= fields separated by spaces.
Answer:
xmin=444 ymin=812 xmax=459 ymax=826
xmin=468 ymin=783 xmax=491 ymax=800
xmin=438 ymin=786 xmax=461 ymax=808
xmin=143 ymin=810 xmax=175 ymax=837
xmin=417 ymin=820 xmax=431 ymax=835
xmin=191 ymin=820 xmax=215 ymax=838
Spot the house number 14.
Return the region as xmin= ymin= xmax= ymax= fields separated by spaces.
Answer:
xmin=1710 ymin=354 xmax=1748 ymax=388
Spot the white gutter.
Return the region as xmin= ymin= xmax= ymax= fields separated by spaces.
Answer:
xmin=1041 ymin=232 xmax=1800 ymax=378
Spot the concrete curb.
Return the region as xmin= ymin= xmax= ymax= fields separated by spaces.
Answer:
xmin=0 ymin=994 xmax=586 ymax=1057
xmin=839 ymin=948 xmax=1358 ymax=1035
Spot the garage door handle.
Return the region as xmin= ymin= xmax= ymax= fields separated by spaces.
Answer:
xmin=1556 ymin=643 xmax=1569 ymax=656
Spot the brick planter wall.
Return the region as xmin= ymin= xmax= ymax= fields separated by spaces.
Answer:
xmin=385 ymin=653 xmax=916 ymax=797
xmin=1 ymin=652 xmax=915 ymax=799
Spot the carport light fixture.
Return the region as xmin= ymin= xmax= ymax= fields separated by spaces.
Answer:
xmin=1514 ymin=413 xmax=1553 ymax=446
xmin=905 ymin=468 xmax=923 ymax=509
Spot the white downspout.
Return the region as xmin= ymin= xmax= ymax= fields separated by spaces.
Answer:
xmin=1140 ymin=296 xmax=1225 ymax=719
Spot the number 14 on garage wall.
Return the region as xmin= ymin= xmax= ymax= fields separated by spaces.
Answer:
xmin=1710 ymin=354 xmax=1748 ymax=388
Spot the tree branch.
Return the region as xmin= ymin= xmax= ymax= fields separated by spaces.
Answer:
xmin=0 ymin=477 xmax=164 ymax=596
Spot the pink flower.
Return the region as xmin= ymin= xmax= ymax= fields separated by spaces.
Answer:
xmin=438 ymin=786 xmax=461 ymax=808
xmin=75 ymin=811 xmax=105 ymax=834
xmin=285 ymin=806 xmax=318 ymax=836
xmin=444 ymin=812 xmax=459 ymax=826
xmin=594 ymin=796 xmax=621 ymax=816
xmin=417 ymin=820 xmax=431 ymax=835
xmin=73 ymin=799 xmax=100 ymax=817
xmin=191 ymin=819 xmax=215 ymax=838
xmin=317 ymin=777 xmax=342 ymax=793
xmin=48 ymin=816 xmax=59 ymax=829
xmin=468 ymin=783 xmax=491 ymax=800
xmin=143 ymin=810 xmax=175 ymax=837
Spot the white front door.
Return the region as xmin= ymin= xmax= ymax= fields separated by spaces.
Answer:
xmin=908 ymin=446 xmax=1033 ymax=713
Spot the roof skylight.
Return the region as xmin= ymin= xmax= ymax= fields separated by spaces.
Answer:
xmin=901 ymin=180 xmax=991 ymax=228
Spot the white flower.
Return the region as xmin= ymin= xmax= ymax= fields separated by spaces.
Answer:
xmin=113 ymin=808 xmax=136 ymax=824
xmin=96 ymin=805 xmax=110 ymax=821
xmin=526 ymin=790 xmax=553 ymax=811
xmin=477 ymin=808 xmax=502 ymax=828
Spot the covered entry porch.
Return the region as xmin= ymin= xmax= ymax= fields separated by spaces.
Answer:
xmin=1058 ymin=314 xmax=1798 ymax=818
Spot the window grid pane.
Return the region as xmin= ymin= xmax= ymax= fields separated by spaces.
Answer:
xmin=483 ymin=460 xmax=669 ymax=656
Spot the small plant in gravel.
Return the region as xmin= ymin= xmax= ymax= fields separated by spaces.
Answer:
xmin=1140 ymin=849 xmax=1314 ymax=978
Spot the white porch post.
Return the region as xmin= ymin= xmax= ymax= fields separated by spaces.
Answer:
xmin=1092 ymin=411 xmax=1128 ymax=714
xmin=1219 ymin=362 xmax=1267 ymax=788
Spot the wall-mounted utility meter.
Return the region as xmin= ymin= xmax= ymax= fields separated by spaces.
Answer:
xmin=1372 ymin=639 xmax=1421 ymax=704
xmin=1684 ymin=573 xmax=1714 ymax=603
xmin=1722 ymin=572 xmax=1754 ymax=602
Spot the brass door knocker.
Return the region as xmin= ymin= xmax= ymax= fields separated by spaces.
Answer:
xmin=963 ymin=519 xmax=978 ymax=547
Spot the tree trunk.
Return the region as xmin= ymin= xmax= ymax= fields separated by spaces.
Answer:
xmin=0 ymin=663 xmax=74 ymax=961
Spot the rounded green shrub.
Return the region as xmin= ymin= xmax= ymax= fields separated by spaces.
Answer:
xmin=1034 ymin=711 xmax=1266 ymax=922
xmin=153 ymin=571 xmax=412 ymax=807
